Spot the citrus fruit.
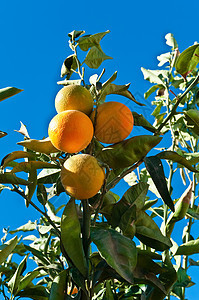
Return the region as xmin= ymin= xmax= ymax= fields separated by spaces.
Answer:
xmin=61 ymin=154 xmax=105 ymax=199
xmin=55 ymin=85 xmax=93 ymax=115
xmin=90 ymin=101 xmax=134 ymax=144
xmin=48 ymin=110 xmax=94 ymax=153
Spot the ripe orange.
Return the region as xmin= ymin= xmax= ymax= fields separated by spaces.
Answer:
xmin=48 ymin=110 xmax=94 ymax=153
xmin=61 ymin=154 xmax=105 ymax=199
xmin=55 ymin=85 xmax=93 ymax=115
xmin=90 ymin=101 xmax=134 ymax=144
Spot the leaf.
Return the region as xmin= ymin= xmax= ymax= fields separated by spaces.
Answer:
xmin=0 ymin=130 xmax=7 ymax=139
xmin=68 ymin=30 xmax=85 ymax=40
xmin=15 ymin=121 xmax=30 ymax=138
xmin=17 ymin=137 xmax=59 ymax=154
xmin=144 ymin=156 xmax=174 ymax=212
xmin=175 ymin=44 xmax=199 ymax=77
xmin=157 ymin=52 xmax=171 ymax=67
xmin=37 ymin=184 xmax=48 ymax=205
xmin=78 ymin=30 xmax=110 ymax=51
xmin=165 ymin=33 xmax=178 ymax=49
xmin=156 ymin=150 xmax=198 ymax=172
xmin=57 ymin=79 xmax=82 ymax=86
xmin=49 ymin=270 xmax=67 ymax=300
xmin=84 ymin=45 xmax=112 ymax=69
xmin=61 ymin=198 xmax=87 ymax=277
xmin=24 ymin=245 xmax=50 ymax=265
xmin=144 ymin=84 xmax=162 ymax=99
xmin=37 ymin=168 xmax=60 ymax=184
xmin=132 ymin=112 xmax=156 ymax=133
xmin=8 ymin=255 xmax=28 ymax=296
xmin=175 ymin=239 xmax=199 ymax=256
xmin=91 ymin=227 xmax=137 ymax=284
xmin=0 ymin=236 xmax=18 ymax=264
xmin=0 ymin=172 xmax=31 ymax=185
xmin=97 ymin=135 xmax=162 ymax=169
xmin=0 ymin=87 xmax=23 ymax=102
xmin=101 ymin=71 xmax=117 ymax=90
xmin=16 ymin=285 xmax=50 ymax=300
xmin=141 ymin=68 xmax=166 ymax=86
xmin=1 ymin=151 xmax=35 ymax=168
xmin=184 ymin=109 xmax=199 ymax=135
xmin=60 ymin=54 xmax=78 ymax=78
xmin=11 ymin=161 xmax=60 ymax=173
xmin=17 ymin=269 xmax=40 ymax=294
xmin=10 ymin=221 xmax=37 ymax=234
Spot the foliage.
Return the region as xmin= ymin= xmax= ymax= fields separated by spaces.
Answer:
xmin=0 ymin=29 xmax=199 ymax=300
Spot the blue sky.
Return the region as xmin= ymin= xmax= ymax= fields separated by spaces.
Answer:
xmin=0 ymin=0 xmax=199 ymax=298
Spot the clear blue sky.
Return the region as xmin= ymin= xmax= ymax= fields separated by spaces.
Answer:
xmin=0 ymin=0 xmax=199 ymax=298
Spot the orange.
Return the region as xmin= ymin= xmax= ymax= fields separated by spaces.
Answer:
xmin=55 ymin=85 xmax=93 ymax=115
xmin=90 ymin=101 xmax=134 ymax=144
xmin=61 ymin=154 xmax=105 ymax=199
xmin=48 ymin=110 xmax=94 ymax=153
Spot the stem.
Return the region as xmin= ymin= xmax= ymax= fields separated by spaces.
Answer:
xmin=155 ymin=73 xmax=199 ymax=134
xmin=82 ymin=199 xmax=91 ymax=264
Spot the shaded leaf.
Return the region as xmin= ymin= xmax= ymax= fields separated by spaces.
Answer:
xmin=11 ymin=161 xmax=60 ymax=174
xmin=61 ymin=54 xmax=78 ymax=78
xmin=157 ymin=150 xmax=198 ymax=172
xmin=37 ymin=184 xmax=48 ymax=205
xmin=1 ymin=150 xmax=35 ymax=168
xmin=61 ymin=198 xmax=87 ymax=277
xmin=68 ymin=30 xmax=85 ymax=40
xmin=144 ymin=156 xmax=174 ymax=212
xmin=0 ymin=172 xmax=31 ymax=185
xmin=184 ymin=109 xmax=199 ymax=135
xmin=0 ymin=236 xmax=18 ymax=264
xmin=132 ymin=112 xmax=156 ymax=133
xmin=175 ymin=239 xmax=199 ymax=256
xmin=175 ymin=44 xmax=199 ymax=77
xmin=0 ymin=130 xmax=7 ymax=139
xmin=8 ymin=255 xmax=28 ymax=296
xmin=97 ymin=135 xmax=162 ymax=169
xmin=37 ymin=168 xmax=61 ymax=184
xmin=91 ymin=227 xmax=137 ymax=284
xmin=17 ymin=269 xmax=40 ymax=294
xmin=84 ymin=45 xmax=112 ymax=69
xmin=78 ymin=30 xmax=110 ymax=51
xmin=0 ymin=87 xmax=23 ymax=102
xmin=135 ymin=211 xmax=172 ymax=251
xmin=49 ymin=270 xmax=67 ymax=300
xmin=17 ymin=137 xmax=59 ymax=154
xmin=16 ymin=285 xmax=50 ymax=300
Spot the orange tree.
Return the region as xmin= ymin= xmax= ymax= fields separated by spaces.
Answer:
xmin=0 ymin=30 xmax=199 ymax=300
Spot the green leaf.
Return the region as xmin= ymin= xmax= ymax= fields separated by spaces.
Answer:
xmin=184 ymin=109 xmax=199 ymax=135
xmin=37 ymin=168 xmax=60 ymax=184
xmin=0 ymin=172 xmax=31 ymax=185
xmin=61 ymin=198 xmax=87 ymax=277
xmin=141 ymin=68 xmax=166 ymax=86
xmin=144 ymin=84 xmax=162 ymax=99
xmin=16 ymin=285 xmax=50 ymax=300
xmin=97 ymin=135 xmax=162 ymax=169
xmin=0 ymin=87 xmax=23 ymax=102
xmin=175 ymin=239 xmax=199 ymax=256
xmin=10 ymin=221 xmax=37 ymax=234
xmin=17 ymin=269 xmax=40 ymax=294
xmin=156 ymin=150 xmax=199 ymax=172
xmin=84 ymin=45 xmax=112 ymax=69
xmin=60 ymin=54 xmax=78 ymax=78
xmin=1 ymin=150 xmax=35 ymax=168
xmin=49 ymin=270 xmax=67 ymax=300
xmin=135 ymin=211 xmax=172 ymax=251
xmin=101 ymin=71 xmax=117 ymax=90
xmin=37 ymin=184 xmax=48 ymax=205
xmin=144 ymin=156 xmax=174 ymax=212
xmin=8 ymin=255 xmax=28 ymax=296
xmin=24 ymin=245 xmax=50 ymax=265
xmin=91 ymin=227 xmax=137 ymax=284
xmin=175 ymin=44 xmax=199 ymax=77
xmin=165 ymin=33 xmax=178 ymax=49
xmin=11 ymin=161 xmax=60 ymax=173
xmin=78 ymin=30 xmax=110 ymax=51
xmin=68 ymin=30 xmax=85 ymax=40
xmin=132 ymin=112 xmax=156 ymax=133
xmin=0 ymin=236 xmax=18 ymax=264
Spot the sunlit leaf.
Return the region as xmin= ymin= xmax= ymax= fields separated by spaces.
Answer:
xmin=84 ymin=45 xmax=112 ymax=69
xmin=165 ymin=33 xmax=178 ymax=49
xmin=176 ymin=44 xmax=199 ymax=78
xmin=1 ymin=150 xmax=35 ymax=168
xmin=49 ymin=270 xmax=67 ymax=300
xmin=17 ymin=137 xmax=59 ymax=154
xmin=175 ymin=239 xmax=199 ymax=256
xmin=132 ymin=112 xmax=156 ymax=133
xmin=141 ymin=68 xmax=166 ymax=86
xmin=0 ymin=236 xmax=18 ymax=264
xmin=61 ymin=198 xmax=87 ymax=277
xmin=14 ymin=121 xmax=30 ymax=138
xmin=184 ymin=109 xmax=199 ymax=135
xmin=11 ymin=161 xmax=60 ymax=174
xmin=17 ymin=269 xmax=40 ymax=294
xmin=91 ymin=227 xmax=137 ymax=284
xmin=0 ymin=130 xmax=7 ymax=139
xmin=9 ymin=221 xmax=36 ymax=234
xmin=8 ymin=255 xmax=28 ymax=296
xmin=0 ymin=87 xmax=23 ymax=102
xmin=78 ymin=30 xmax=110 ymax=51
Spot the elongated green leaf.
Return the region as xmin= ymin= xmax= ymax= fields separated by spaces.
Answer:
xmin=175 ymin=239 xmax=199 ymax=256
xmin=135 ymin=211 xmax=172 ymax=251
xmin=132 ymin=112 xmax=156 ymax=133
xmin=24 ymin=245 xmax=50 ymax=265
xmin=144 ymin=156 xmax=174 ymax=212
xmin=16 ymin=285 xmax=49 ymax=300
xmin=0 ymin=173 xmax=30 ymax=185
xmin=0 ymin=87 xmax=23 ymax=102
xmin=17 ymin=269 xmax=40 ymax=294
xmin=0 ymin=236 xmax=18 ymax=264
xmin=184 ymin=109 xmax=199 ymax=135
xmin=61 ymin=198 xmax=87 ymax=277
xmin=91 ymin=227 xmax=137 ymax=284
xmin=84 ymin=45 xmax=112 ymax=69
xmin=78 ymin=30 xmax=110 ymax=51
xmin=97 ymin=135 xmax=162 ymax=169
xmin=8 ymin=255 xmax=28 ymax=296
xmin=144 ymin=84 xmax=161 ymax=99
xmin=11 ymin=161 xmax=60 ymax=173
xmin=49 ymin=270 xmax=67 ymax=300
xmin=37 ymin=184 xmax=48 ymax=205
xmin=175 ymin=44 xmax=199 ymax=77
xmin=157 ymin=150 xmax=198 ymax=172
xmin=101 ymin=71 xmax=117 ymax=90
xmin=1 ymin=151 xmax=35 ymax=168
